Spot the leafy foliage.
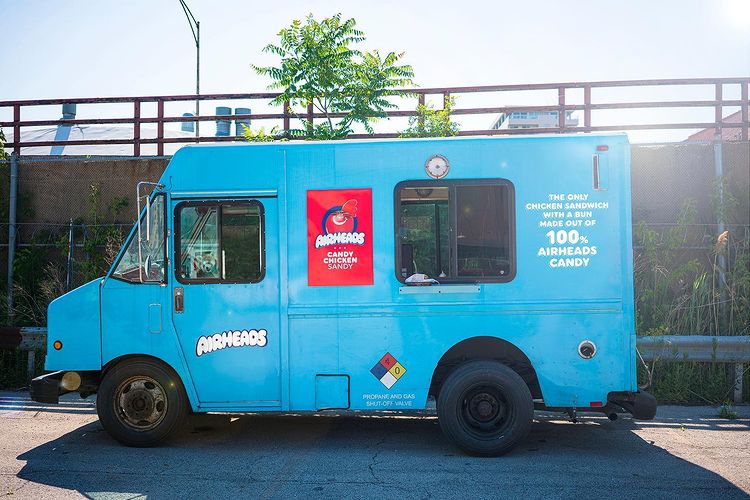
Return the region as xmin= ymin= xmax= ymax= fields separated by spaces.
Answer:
xmin=9 ymin=184 xmax=129 ymax=326
xmin=401 ymin=98 xmax=460 ymax=138
xmin=241 ymin=125 xmax=285 ymax=142
xmin=634 ymin=196 xmax=750 ymax=403
xmin=0 ymin=129 xmax=8 ymax=161
xmin=0 ymin=348 xmax=46 ymax=389
xmin=78 ymin=184 xmax=129 ymax=282
xmin=252 ymin=14 xmax=414 ymax=140
xmin=634 ymin=199 xmax=749 ymax=337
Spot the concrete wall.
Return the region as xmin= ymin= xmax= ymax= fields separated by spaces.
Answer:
xmin=15 ymin=156 xmax=168 ymax=226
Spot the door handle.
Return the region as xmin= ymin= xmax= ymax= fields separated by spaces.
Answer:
xmin=592 ymin=153 xmax=608 ymax=191
xmin=592 ymin=154 xmax=600 ymax=190
xmin=174 ymin=287 xmax=184 ymax=313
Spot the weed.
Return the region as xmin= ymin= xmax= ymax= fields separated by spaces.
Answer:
xmin=718 ymin=402 xmax=738 ymax=419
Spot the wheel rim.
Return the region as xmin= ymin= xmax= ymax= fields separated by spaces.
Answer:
xmin=113 ymin=375 xmax=168 ymax=431
xmin=458 ymin=383 xmax=512 ymax=440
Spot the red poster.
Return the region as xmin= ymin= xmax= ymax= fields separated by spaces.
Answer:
xmin=307 ymin=188 xmax=374 ymax=286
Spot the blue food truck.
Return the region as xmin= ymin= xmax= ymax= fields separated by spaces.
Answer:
xmin=31 ymin=133 xmax=656 ymax=455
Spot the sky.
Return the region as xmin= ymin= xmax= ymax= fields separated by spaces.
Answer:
xmin=1 ymin=0 xmax=749 ymax=144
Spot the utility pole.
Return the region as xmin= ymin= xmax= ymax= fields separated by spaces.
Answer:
xmin=6 ymin=152 xmax=18 ymax=324
xmin=179 ymin=0 xmax=200 ymax=140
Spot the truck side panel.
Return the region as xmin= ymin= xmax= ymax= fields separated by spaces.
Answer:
xmin=279 ymin=135 xmax=633 ymax=410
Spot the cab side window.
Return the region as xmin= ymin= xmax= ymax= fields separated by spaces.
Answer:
xmin=396 ymin=180 xmax=515 ymax=283
xmin=176 ymin=201 xmax=264 ymax=283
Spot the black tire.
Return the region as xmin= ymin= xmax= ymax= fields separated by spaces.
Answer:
xmin=437 ymin=360 xmax=533 ymax=456
xmin=96 ymin=357 xmax=188 ymax=447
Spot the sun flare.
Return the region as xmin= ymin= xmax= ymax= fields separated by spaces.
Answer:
xmin=724 ymin=0 xmax=750 ymax=29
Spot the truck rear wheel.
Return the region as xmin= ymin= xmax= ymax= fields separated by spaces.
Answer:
xmin=96 ymin=358 xmax=188 ymax=447
xmin=437 ymin=360 xmax=533 ymax=456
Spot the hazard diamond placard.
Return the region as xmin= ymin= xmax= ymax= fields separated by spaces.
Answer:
xmin=370 ymin=352 xmax=407 ymax=389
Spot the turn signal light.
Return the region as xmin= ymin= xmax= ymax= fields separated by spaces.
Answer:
xmin=53 ymin=340 xmax=63 ymax=350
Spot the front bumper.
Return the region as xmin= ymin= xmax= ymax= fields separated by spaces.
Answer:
xmin=30 ymin=371 xmax=66 ymax=404
xmin=30 ymin=370 xmax=100 ymax=404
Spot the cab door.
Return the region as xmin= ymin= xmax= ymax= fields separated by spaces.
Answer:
xmin=171 ymin=197 xmax=280 ymax=408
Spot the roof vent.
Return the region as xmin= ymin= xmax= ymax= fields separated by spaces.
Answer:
xmin=181 ymin=113 xmax=195 ymax=133
xmin=215 ymin=106 xmax=231 ymax=136
xmin=235 ymin=108 xmax=251 ymax=136
xmin=61 ymin=104 xmax=77 ymax=120
xmin=51 ymin=104 xmax=77 ymax=155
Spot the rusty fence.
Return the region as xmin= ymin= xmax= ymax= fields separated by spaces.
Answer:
xmin=2 ymin=77 xmax=749 ymax=156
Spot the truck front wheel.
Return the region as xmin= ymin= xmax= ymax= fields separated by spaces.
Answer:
xmin=96 ymin=358 xmax=188 ymax=447
xmin=437 ymin=360 xmax=533 ymax=456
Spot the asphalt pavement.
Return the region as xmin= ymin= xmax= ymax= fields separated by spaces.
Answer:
xmin=1 ymin=391 xmax=749 ymax=499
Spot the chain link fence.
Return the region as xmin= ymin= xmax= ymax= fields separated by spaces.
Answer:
xmin=0 ymin=156 xmax=167 ymax=324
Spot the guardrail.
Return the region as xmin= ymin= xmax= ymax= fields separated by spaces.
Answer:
xmin=637 ymin=335 xmax=750 ymax=363
xmin=2 ymin=77 xmax=748 ymax=156
xmin=2 ymin=328 xmax=748 ymax=402
xmin=638 ymin=335 xmax=749 ymax=404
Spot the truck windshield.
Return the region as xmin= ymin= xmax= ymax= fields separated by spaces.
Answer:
xmin=112 ymin=194 xmax=166 ymax=283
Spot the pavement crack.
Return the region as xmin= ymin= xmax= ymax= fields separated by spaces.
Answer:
xmin=367 ymin=434 xmax=388 ymax=483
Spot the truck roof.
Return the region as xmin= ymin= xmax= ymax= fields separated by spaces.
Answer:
xmin=162 ymin=132 xmax=630 ymax=195
xmin=174 ymin=132 xmax=629 ymax=152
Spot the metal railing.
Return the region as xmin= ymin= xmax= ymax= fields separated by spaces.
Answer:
xmin=637 ymin=335 xmax=750 ymax=363
xmin=2 ymin=77 xmax=748 ymax=156
xmin=638 ymin=335 xmax=750 ymax=404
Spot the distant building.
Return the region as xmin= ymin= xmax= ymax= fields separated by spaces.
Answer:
xmin=490 ymin=110 xmax=579 ymax=130
xmin=4 ymin=125 xmax=197 ymax=156
xmin=685 ymin=108 xmax=749 ymax=141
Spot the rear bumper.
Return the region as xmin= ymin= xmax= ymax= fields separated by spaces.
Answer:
xmin=30 ymin=371 xmax=66 ymax=404
xmin=607 ymin=390 xmax=657 ymax=420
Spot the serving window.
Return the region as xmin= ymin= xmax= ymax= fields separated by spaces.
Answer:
xmin=395 ymin=180 xmax=515 ymax=283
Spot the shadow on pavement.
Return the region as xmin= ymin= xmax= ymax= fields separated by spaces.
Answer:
xmin=15 ymin=411 xmax=750 ymax=499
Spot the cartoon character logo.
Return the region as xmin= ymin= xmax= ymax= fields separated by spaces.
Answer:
xmin=322 ymin=199 xmax=358 ymax=235
xmin=314 ymin=199 xmax=366 ymax=249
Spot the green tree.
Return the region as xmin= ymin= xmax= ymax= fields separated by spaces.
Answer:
xmin=401 ymin=98 xmax=460 ymax=138
xmin=252 ymin=14 xmax=414 ymax=140
xmin=0 ymin=129 xmax=8 ymax=161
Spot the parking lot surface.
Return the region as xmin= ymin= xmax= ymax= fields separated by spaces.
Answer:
xmin=1 ymin=391 xmax=749 ymax=499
